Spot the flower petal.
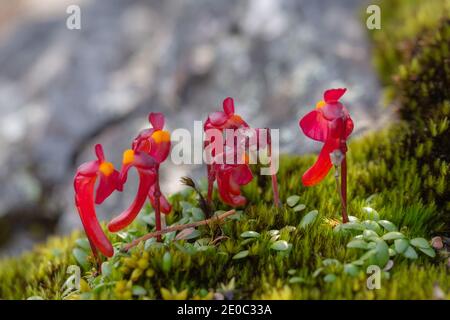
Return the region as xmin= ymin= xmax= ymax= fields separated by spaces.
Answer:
xmin=231 ymin=164 xmax=253 ymax=185
xmin=223 ymin=97 xmax=235 ymax=115
xmin=299 ymin=110 xmax=329 ymax=142
xmin=95 ymin=170 xmax=121 ymax=205
xmin=149 ymin=113 xmax=165 ymax=130
xmin=302 ymin=138 xmax=339 ymax=186
xmin=324 ymin=88 xmax=346 ymax=104
xmin=208 ymin=111 xmax=228 ymax=126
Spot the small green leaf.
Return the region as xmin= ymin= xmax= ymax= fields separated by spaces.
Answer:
xmin=347 ymin=239 xmax=369 ymax=249
xmin=418 ymin=247 xmax=436 ymax=258
xmin=289 ymin=277 xmax=305 ymax=284
xmin=410 ymin=238 xmax=430 ymax=249
xmin=162 ymin=252 xmax=172 ymax=273
xmin=367 ymin=241 xmax=377 ymax=249
xmin=352 ymin=259 xmax=365 ymax=266
xmin=312 ymin=268 xmax=323 ymax=277
xmin=362 ymin=207 xmax=379 ymax=221
xmin=322 ymin=259 xmax=341 ymax=267
xmin=374 ymin=239 xmax=390 ymax=268
xmin=286 ymin=195 xmax=301 ymax=207
xmin=240 ymin=231 xmax=260 ymax=239
xmin=363 ymin=229 xmax=379 ymax=241
xmin=394 ymin=239 xmax=409 ymax=254
xmin=240 ymin=238 xmax=256 ymax=246
xmin=343 ymin=264 xmax=359 ymax=277
xmin=101 ymin=262 xmax=112 ymax=278
xmin=72 ymin=248 xmax=89 ymax=270
xmin=324 ymin=274 xmax=337 ymax=283
xmin=191 ymin=208 xmax=205 ymax=221
xmin=340 ymin=222 xmax=365 ymax=231
xmin=382 ymin=231 xmax=405 ymax=241
xmin=75 ymin=238 xmax=91 ymax=251
xmin=378 ymin=220 xmax=397 ymax=232
xmin=360 ymin=249 xmax=377 ymax=261
xmin=270 ymin=240 xmax=289 ymax=251
xmin=362 ymin=220 xmax=382 ymax=234
xmin=293 ymin=204 xmax=306 ymax=212
xmin=132 ymin=285 xmax=147 ymax=296
xmin=388 ymin=248 xmax=396 ymax=257
xmin=403 ymin=246 xmax=418 ymax=259
xmin=299 ymin=210 xmax=319 ymax=229
xmin=232 ymin=250 xmax=249 ymax=260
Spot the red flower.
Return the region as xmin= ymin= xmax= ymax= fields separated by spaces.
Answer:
xmin=204 ymin=97 xmax=280 ymax=207
xmin=299 ymin=88 xmax=354 ymax=223
xmin=109 ymin=112 xmax=171 ymax=241
xmin=132 ymin=113 xmax=171 ymax=164
xmin=74 ymin=144 xmax=122 ymax=258
xmin=299 ymin=88 xmax=354 ymax=186
xmin=130 ymin=113 xmax=172 ymax=214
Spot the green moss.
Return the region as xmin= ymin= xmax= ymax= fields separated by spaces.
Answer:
xmin=0 ymin=0 xmax=449 ymax=300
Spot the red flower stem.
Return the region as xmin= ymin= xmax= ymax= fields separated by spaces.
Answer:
xmin=154 ymin=165 xmax=162 ymax=242
xmin=122 ymin=209 xmax=236 ymax=252
xmin=206 ymin=165 xmax=215 ymax=206
xmin=268 ymin=129 xmax=280 ymax=207
xmin=341 ymin=156 xmax=349 ymax=223
xmin=271 ymin=173 xmax=280 ymax=207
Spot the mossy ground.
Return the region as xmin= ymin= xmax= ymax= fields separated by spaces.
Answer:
xmin=0 ymin=0 xmax=449 ymax=300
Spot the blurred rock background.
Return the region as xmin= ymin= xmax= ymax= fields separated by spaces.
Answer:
xmin=0 ymin=0 xmax=385 ymax=256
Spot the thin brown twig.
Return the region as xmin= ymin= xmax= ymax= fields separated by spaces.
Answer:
xmin=121 ymin=210 xmax=236 ymax=252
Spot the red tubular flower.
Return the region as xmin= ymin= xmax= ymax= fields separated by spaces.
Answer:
xmin=204 ymin=97 xmax=279 ymax=207
xmin=74 ymin=144 xmax=122 ymax=258
xmin=299 ymin=88 xmax=354 ymax=222
xmin=108 ymin=149 xmax=157 ymax=232
xmin=204 ymin=98 xmax=250 ymax=206
xmin=109 ymin=112 xmax=171 ymax=241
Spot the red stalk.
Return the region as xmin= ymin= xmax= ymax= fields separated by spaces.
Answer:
xmin=153 ymin=165 xmax=162 ymax=242
xmin=206 ymin=165 xmax=215 ymax=205
xmin=268 ymin=129 xmax=280 ymax=207
xmin=341 ymin=155 xmax=349 ymax=223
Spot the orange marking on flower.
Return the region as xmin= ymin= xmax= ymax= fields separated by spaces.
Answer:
xmin=122 ymin=149 xmax=135 ymax=165
xmin=231 ymin=114 xmax=243 ymax=122
xmin=316 ymin=100 xmax=326 ymax=109
xmin=151 ymin=130 xmax=170 ymax=143
xmin=99 ymin=162 xmax=115 ymax=177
